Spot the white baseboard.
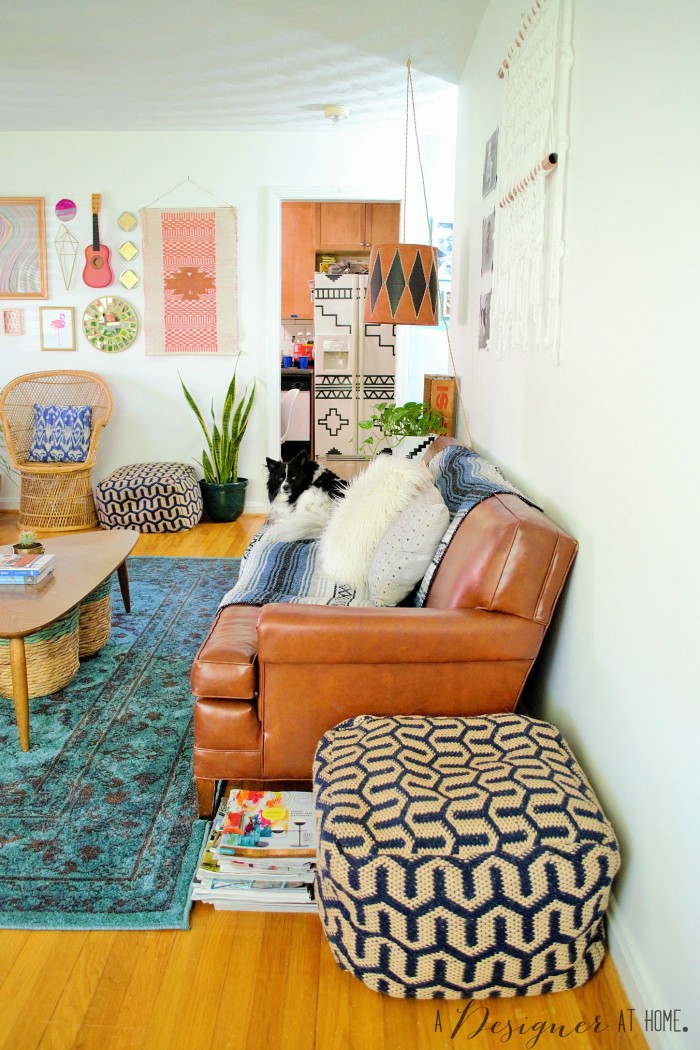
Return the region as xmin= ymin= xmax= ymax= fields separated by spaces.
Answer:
xmin=607 ymin=893 xmax=677 ymax=1050
xmin=0 ymin=497 xmax=18 ymax=512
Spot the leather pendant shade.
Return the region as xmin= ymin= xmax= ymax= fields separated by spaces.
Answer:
xmin=364 ymin=243 xmax=439 ymax=326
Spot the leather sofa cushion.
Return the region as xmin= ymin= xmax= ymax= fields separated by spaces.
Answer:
xmin=191 ymin=605 xmax=259 ymax=699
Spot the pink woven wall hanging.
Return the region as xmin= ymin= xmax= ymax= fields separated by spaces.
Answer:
xmin=141 ymin=207 xmax=238 ymax=355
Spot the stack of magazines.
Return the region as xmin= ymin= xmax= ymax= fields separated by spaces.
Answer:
xmin=190 ymin=787 xmax=317 ymax=912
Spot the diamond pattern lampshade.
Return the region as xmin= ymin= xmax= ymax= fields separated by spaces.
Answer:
xmin=364 ymin=243 xmax=439 ymax=325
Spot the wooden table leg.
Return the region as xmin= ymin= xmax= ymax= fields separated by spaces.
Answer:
xmin=9 ymin=637 xmax=30 ymax=751
xmin=116 ymin=559 xmax=131 ymax=613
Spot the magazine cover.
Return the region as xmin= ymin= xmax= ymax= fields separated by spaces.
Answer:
xmin=219 ymin=788 xmax=315 ymax=857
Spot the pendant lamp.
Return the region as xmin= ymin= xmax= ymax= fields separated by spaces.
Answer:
xmin=364 ymin=60 xmax=439 ymax=326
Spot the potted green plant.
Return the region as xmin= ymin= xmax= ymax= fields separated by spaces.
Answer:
xmin=358 ymin=401 xmax=445 ymax=458
xmin=179 ymin=361 xmax=256 ymax=523
xmin=12 ymin=530 xmax=45 ymax=556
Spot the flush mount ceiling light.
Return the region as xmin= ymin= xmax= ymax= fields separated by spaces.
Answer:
xmin=323 ymin=104 xmax=349 ymax=123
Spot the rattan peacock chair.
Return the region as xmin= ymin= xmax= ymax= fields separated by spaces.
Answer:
xmin=0 ymin=370 xmax=112 ymax=532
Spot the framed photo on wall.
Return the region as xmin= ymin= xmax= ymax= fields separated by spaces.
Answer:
xmin=481 ymin=210 xmax=495 ymax=275
xmin=434 ymin=221 xmax=454 ymax=280
xmin=0 ymin=197 xmax=48 ymax=298
xmin=40 ymin=307 xmax=76 ymax=351
xmin=478 ymin=291 xmax=492 ymax=349
xmin=1 ymin=308 xmax=23 ymax=336
xmin=482 ymin=129 xmax=499 ymax=197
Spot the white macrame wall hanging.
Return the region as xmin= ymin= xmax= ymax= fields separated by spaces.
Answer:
xmin=490 ymin=0 xmax=573 ymax=363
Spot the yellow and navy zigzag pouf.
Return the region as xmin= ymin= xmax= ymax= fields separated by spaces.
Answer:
xmin=313 ymin=713 xmax=620 ymax=999
xmin=95 ymin=462 xmax=203 ymax=533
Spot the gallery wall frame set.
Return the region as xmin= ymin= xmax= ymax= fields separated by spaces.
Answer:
xmin=2 ymin=308 xmax=23 ymax=336
xmin=40 ymin=307 xmax=76 ymax=351
xmin=0 ymin=197 xmax=48 ymax=298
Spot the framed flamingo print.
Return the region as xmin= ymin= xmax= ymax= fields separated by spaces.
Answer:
xmin=0 ymin=197 xmax=48 ymax=298
xmin=40 ymin=307 xmax=76 ymax=350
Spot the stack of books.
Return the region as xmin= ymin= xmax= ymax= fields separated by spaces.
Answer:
xmin=0 ymin=552 xmax=55 ymax=586
xmin=191 ymin=787 xmax=317 ymax=913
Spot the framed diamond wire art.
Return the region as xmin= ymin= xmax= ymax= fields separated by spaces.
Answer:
xmin=0 ymin=197 xmax=48 ymax=298
xmin=83 ymin=296 xmax=139 ymax=353
xmin=40 ymin=306 xmax=76 ymax=350
xmin=55 ymin=224 xmax=80 ymax=290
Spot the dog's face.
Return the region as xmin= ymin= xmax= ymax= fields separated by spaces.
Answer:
xmin=265 ymin=451 xmax=316 ymax=506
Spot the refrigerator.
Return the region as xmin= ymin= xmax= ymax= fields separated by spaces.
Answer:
xmin=313 ymin=273 xmax=396 ymax=458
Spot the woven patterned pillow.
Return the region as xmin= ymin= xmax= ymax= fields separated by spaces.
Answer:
xmin=367 ymin=483 xmax=449 ymax=606
xmin=28 ymin=404 xmax=92 ymax=463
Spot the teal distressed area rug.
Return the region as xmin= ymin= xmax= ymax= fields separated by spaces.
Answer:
xmin=0 ymin=556 xmax=240 ymax=930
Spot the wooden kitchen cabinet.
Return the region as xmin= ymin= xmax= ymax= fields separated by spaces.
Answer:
xmin=365 ymin=202 xmax=402 ymax=244
xmin=281 ymin=201 xmax=317 ymax=320
xmin=316 ymin=201 xmax=400 ymax=250
xmin=281 ymin=200 xmax=400 ymax=320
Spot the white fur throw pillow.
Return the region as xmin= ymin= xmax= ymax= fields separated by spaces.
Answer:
xmin=367 ymin=483 xmax=450 ymax=606
xmin=319 ymin=456 xmax=432 ymax=589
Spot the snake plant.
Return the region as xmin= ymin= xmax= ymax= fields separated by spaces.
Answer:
xmin=179 ymin=361 xmax=256 ymax=484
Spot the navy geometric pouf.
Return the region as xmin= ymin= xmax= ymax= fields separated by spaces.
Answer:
xmin=313 ymin=713 xmax=620 ymax=999
xmin=95 ymin=462 xmax=203 ymax=533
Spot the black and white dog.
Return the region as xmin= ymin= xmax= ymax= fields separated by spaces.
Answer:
xmin=264 ymin=450 xmax=348 ymax=540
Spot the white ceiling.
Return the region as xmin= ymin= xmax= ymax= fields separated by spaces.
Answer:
xmin=1 ymin=0 xmax=487 ymax=132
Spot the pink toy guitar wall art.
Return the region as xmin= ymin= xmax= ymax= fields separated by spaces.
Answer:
xmin=82 ymin=193 xmax=113 ymax=288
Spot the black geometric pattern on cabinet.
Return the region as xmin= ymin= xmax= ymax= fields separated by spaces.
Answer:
xmin=315 ymin=375 xmax=353 ymax=400
xmin=314 ymin=713 xmax=620 ymax=1000
xmin=363 ymin=324 xmax=397 ymax=356
xmin=317 ymin=407 xmax=350 ymax=437
xmin=314 ymin=287 xmax=353 ymax=332
xmin=95 ymin=461 xmax=203 ymax=533
xmin=362 ymin=375 xmax=395 ymax=401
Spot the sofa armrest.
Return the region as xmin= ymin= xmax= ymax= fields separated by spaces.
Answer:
xmin=256 ymin=604 xmax=545 ymax=780
xmin=257 ymin=603 xmax=543 ymax=664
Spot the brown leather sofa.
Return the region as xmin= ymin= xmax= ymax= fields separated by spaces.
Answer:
xmin=191 ymin=438 xmax=577 ymax=816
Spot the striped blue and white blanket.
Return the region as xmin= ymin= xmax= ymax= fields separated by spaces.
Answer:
xmin=413 ymin=444 xmax=537 ymax=605
xmin=220 ymin=445 xmax=536 ymax=611
xmin=219 ymin=525 xmax=374 ymax=608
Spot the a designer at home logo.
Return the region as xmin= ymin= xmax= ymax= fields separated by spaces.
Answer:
xmin=434 ymin=1002 xmax=689 ymax=1044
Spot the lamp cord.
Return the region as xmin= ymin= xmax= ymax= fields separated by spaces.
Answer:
xmin=404 ymin=58 xmax=473 ymax=446
xmin=405 ymin=59 xmax=433 ymax=246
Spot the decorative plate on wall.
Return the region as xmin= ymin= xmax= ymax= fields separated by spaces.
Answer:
xmin=117 ymin=211 xmax=137 ymax=232
xmin=118 ymin=240 xmax=139 ymax=261
xmin=119 ymin=269 xmax=140 ymax=289
xmin=82 ymin=295 xmax=138 ymax=353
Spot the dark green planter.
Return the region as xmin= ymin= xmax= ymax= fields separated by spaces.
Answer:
xmin=200 ymin=478 xmax=248 ymax=523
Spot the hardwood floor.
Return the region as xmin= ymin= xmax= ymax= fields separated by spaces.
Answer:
xmin=0 ymin=511 xmax=647 ymax=1050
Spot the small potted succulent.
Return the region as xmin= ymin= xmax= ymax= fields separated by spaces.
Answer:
xmin=358 ymin=401 xmax=446 ymax=458
xmin=13 ymin=530 xmax=45 ymax=556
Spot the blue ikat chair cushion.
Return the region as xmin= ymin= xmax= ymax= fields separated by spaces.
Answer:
xmin=28 ymin=404 xmax=92 ymax=463
xmin=313 ymin=713 xmax=621 ymax=1000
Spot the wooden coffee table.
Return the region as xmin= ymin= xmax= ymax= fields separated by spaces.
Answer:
xmin=0 ymin=529 xmax=139 ymax=751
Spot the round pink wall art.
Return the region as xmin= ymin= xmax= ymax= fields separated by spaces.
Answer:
xmin=55 ymin=198 xmax=77 ymax=221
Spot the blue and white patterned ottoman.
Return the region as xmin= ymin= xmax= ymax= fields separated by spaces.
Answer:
xmin=313 ymin=713 xmax=620 ymax=999
xmin=95 ymin=462 xmax=203 ymax=533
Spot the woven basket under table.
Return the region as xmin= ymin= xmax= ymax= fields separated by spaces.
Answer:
xmin=0 ymin=607 xmax=80 ymax=700
xmin=78 ymin=575 xmax=113 ymax=657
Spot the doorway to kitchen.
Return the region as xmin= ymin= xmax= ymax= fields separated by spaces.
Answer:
xmin=277 ymin=198 xmax=401 ymax=465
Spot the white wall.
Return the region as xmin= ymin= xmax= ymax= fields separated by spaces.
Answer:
xmin=0 ymin=123 xmax=455 ymax=509
xmin=453 ymin=1 xmax=700 ymax=1044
